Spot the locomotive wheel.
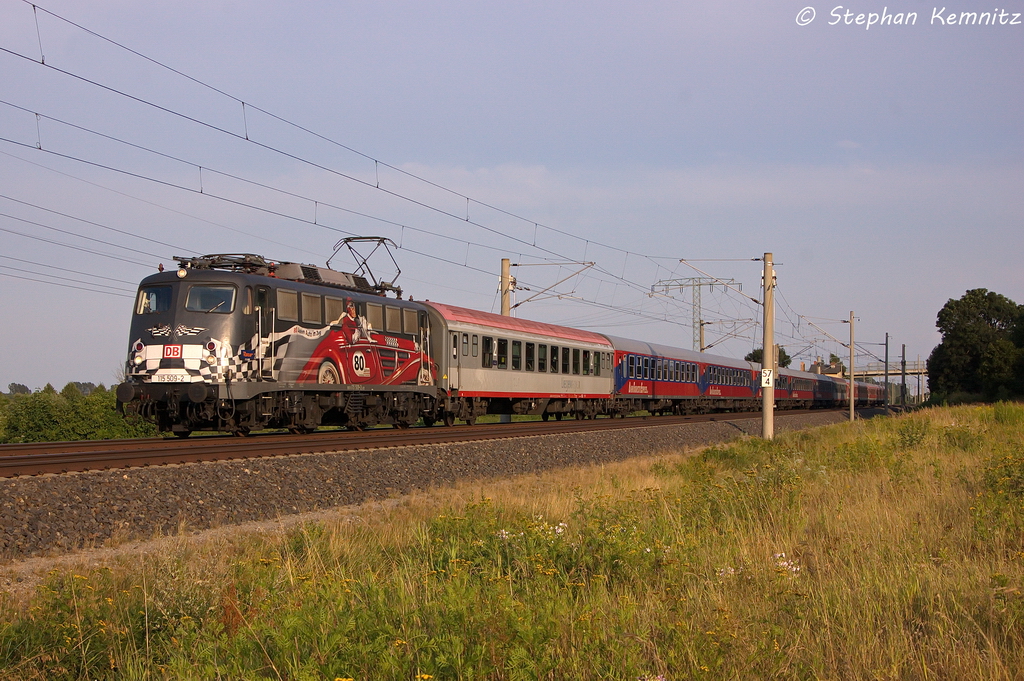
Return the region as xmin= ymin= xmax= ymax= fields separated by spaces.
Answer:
xmin=555 ymin=412 xmax=563 ymax=421
xmin=465 ymin=416 xmax=477 ymax=426
xmin=442 ymin=412 xmax=456 ymax=427
xmin=317 ymin=360 xmax=340 ymax=384
xmin=422 ymin=416 xmax=436 ymax=427
xmin=541 ymin=413 xmax=550 ymax=422
xmin=173 ymin=430 xmax=192 ymax=439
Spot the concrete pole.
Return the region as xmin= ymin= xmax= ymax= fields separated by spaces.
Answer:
xmin=761 ymin=253 xmax=775 ymax=440
xmin=884 ymin=332 xmax=889 ymax=412
xmin=901 ymin=344 xmax=907 ymax=408
xmin=917 ymin=354 xmax=922 ymax=405
xmin=849 ymin=310 xmax=855 ymax=423
xmin=500 ymin=258 xmax=511 ymax=316
xmin=499 ymin=258 xmax=513 ymax=423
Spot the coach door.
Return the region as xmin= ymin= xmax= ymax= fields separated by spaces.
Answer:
xmin=255 ymin=286 xmax=275 ymax=380
xmin=449 ymin=332 xmax=461 ymax=391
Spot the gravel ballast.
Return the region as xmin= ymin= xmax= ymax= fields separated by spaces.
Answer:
xmin=1 ymin=411 xmax=850 ymax=559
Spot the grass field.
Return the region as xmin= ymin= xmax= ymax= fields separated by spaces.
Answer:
xmin=2 ymin=403 xmax=1023 ymax=679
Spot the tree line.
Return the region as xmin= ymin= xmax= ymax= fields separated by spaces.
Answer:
xmin=927 ymin=288 xmax=1024 ymax=400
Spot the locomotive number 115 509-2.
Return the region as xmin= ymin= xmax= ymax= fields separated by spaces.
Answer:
xmin=152 ymin=373 xmax=191 ymax=383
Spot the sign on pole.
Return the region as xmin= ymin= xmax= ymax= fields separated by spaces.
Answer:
xmin=761 ymin=369 xmax=774 ymax=388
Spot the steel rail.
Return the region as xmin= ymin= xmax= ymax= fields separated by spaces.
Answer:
xmin=0 ymin=409 xmax=833 ymax=478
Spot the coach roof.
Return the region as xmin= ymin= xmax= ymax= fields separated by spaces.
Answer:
xmin=423 ymin=301 xmax=612 ymax=347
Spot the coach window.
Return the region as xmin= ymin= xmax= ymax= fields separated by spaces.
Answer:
xmin=582 ymin=350 xmax=590 ymax=375
xmin=277 ymin=289 xmax=298 ymax=321
xmin=538 ymin=344 xmax=547 ymax=372
xmin=386 ymin=306 xmax=402 ymax=333
xmin=525 ymin=343 xmax=535 ymax=371
xmin=511 ymin=340 xmax=522 ymax=370
xmin=452 ymin=333 xmax=459 ymax=358
xmin=627 ymin=355 xmax=635 ymax=378
xmin=366 ymin=303 xmax=383 ymax=331
xmin=497 ymin=339 xmax=509 ymax=369
xmin=462 ymin=333 xmax=469 ymax=355
xmin=550 ymin=346 xmax=559 ymax=373
xmin=562 ymin=348 xmax=571 ymax=374
xmin=136 ymin=286 xmax=172 ymax=315
xmin=482 ymin=336 xmax=493 ymax=367
xmin=472 ymin=335 xmax=479 ymax=357
xmin=301 ymin=293 xmax=322 ymax=325
xmin=595 ymin=352 xmax=601 ymax=377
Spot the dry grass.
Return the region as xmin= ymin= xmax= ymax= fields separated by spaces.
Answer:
xmin=2 ymin=404 xmax=1023 ymax=679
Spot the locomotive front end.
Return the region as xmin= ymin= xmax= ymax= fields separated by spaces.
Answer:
xmin=116 ymin=265 xmax=256 ymax=436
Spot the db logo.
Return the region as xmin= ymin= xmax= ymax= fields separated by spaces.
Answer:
xmin=163 ymin=345 xmax=182 ymax=359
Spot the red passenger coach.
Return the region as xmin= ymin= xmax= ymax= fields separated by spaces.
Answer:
xmin=423 ymin=302 xmax=615 ymax=423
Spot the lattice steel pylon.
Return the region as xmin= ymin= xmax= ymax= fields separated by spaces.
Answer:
xmin=651 ymin=277 xmax=740 ymax=351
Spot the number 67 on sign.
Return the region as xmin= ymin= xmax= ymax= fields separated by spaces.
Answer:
xmin=761 ymin=369 xmax=774 ymax=388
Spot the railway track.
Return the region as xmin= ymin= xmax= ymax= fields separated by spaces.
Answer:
xmin=0 ymin=409 xmax=831 ymax=478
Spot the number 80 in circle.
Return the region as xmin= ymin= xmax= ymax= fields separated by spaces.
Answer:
xmin=352 ymin=351 xmax=370 ymax=378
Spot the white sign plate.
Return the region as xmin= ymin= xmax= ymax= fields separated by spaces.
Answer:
xmin=761 ymin=369 xmax=774 ymax=388
xmin=152 ymin=373 xmax=191 ymax=383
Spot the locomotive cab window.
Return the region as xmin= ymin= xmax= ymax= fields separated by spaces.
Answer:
xmin=136 ymin=286 xmax=171 ymax=315
xmin=186 ymin=285 xmax=236 ymax=314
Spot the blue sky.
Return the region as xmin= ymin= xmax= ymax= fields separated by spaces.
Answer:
xmin=1 ymin=0 xmax=1021 ymax=390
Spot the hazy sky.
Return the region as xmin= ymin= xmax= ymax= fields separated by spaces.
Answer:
xmin=1 ymin=0 xmax=1021 ymax=390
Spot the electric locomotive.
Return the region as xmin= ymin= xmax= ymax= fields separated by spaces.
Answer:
xmin=116 ymin=254 xmax=440 ymax=436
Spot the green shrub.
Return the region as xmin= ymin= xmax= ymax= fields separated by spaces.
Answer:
xmin=0 ymin=385 xmax=157 ymax=443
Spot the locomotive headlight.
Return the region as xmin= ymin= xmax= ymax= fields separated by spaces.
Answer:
xmin=176 ymin=267 xmax=187 ymax=279
xmin=133 ymin=354 xmax=145 ymax=366
xmin=206 ymin=355 xmax=217 ymax=365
